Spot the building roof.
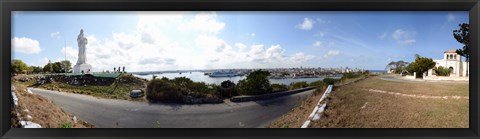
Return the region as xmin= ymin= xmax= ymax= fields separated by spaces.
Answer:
xmin=444 ymin=49 xmax=457 ymax=53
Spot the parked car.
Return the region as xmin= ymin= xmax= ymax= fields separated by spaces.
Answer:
xmin=130 ymin=90 xmax=144 ymax=98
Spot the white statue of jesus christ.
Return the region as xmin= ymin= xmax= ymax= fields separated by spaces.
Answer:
xmin=77 ymin=29 xmax=88 ymax=65
xmin=73 ymin=29 xmax=92 ymax=74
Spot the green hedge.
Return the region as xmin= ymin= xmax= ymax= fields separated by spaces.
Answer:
xmin=289 ymin=82 xmax=309 ymax=90
xmin=271 ymin=83 xmax=288 ymax=93
xmin=434 ymin=66 xmax=452 ymax=76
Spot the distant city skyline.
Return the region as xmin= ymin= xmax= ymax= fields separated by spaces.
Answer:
xmin=12 ymin=11 xmax=468 ymax=72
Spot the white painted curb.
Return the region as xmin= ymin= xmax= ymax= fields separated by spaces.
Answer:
xmin=301 ymin=120 xmax=311 ymax=128
xmin=301 ymin=85 xmax=333 ymax=128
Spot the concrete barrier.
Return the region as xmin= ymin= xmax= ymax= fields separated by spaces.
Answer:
xmin=301 ymin=85 xmax=333 ymax=128
xmin=230 ymin=86 xmax=317 ymax=102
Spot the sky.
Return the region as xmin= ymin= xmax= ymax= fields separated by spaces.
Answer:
xmin=12 ymin=11 xmax=469 ymax=72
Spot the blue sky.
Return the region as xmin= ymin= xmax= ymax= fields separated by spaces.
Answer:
xmin=12 ymin=11 xmax=468 ymax=72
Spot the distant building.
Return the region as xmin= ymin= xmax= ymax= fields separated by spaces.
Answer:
xmin=428 ymin=49 xmax=468 ymax=77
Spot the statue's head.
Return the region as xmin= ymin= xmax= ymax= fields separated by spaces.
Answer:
xmin=80 ymin=29 xmax=84 ymax=34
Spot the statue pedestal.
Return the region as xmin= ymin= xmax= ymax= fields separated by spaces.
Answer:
xmin=73 ymin=63 xmax=92 ymax=74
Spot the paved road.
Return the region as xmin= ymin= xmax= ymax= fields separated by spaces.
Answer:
xmin=29 ymin=88 xmax=316 ymax=128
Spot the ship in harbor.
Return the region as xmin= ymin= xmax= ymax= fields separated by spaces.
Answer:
xmin=208 ymin=71 xmax=243 ymax=77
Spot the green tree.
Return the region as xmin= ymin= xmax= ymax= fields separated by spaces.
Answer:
xmin=43 ymin=62 xmax=53 ymax=73
xmin=406 ymin=54 xmax=436 ymax=78
xmin=236 ymin=70 xmax=272 ymax=95
xmin=52 ymin=62 xmax=62 ymax=73
xmin=27 ymin=66 xmax=43 ymax=74
xmin=27 ymin=66 xmax=34 ymax=74
xmin=386 ymin=60 xmax=409 ymax=74
xmin=453 ymin=23 xmax=469 ymax=76
xmin=59 ymin=60 xmax=72 ymax=73
xmin=11 ymin=59 xmax=28 ymax=74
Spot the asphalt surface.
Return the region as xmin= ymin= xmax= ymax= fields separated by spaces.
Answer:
xmin=29 ymin=88 xmax=316 ymax=128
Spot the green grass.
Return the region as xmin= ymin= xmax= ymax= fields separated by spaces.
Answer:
xmin=59 ymin=122 xmax=72 ymax=128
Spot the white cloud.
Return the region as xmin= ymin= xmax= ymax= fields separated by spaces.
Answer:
xmin=379 ymin=32 xmax=387 ymax=40
xmin=316 ymin=18 xmax=329 ymax=24
xmin=50 ymin=32 xmax=60 ymax=39
xmin=391 ymin=29 xmax=416 ymax=45
xmin=265 ymin=45 xmax=285 ymax=60
xmin=12 ymin=37 xmax=42 ymax=54
xmin=179 ymin=12 xmax=225 ymax=33
xmin=314 ymin=41 xmax=335 ymax=48
xmin=447 ymin=13 xmax=456 ymax=22
xmin=323 ymin=50 xmax=340 ymax=59
xmin=318 ymin=31 xmax=325 ymax=37
xmin=61 ymin=46 xmax=78 ymax=64
xmin=296 ymin=18 xmax=315 ymax=30
xmin=235 ymin=43 xmax=247 ymax=51
xmin=32 ymin=57 xmax=49 ymax=67
xmin=328 ymin=42 xmax=335 ymax=47
xmin=55 ymin=12 xmax=323 ymax=72
xmin=313 ymin=41 xmax=322 ymax=47
xmin=290 ymin=52 xmax=315 ymax=62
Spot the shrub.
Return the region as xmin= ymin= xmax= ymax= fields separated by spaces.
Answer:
xmin=188 ymin=82 xmax=217 ymax=95
xmin=219 ymin=80 xmax=236 ymax=98
xmin=289 ymin=82 xmax=308 ymax=90
xmin=172 ymin=77 xmax=193 ymax=88
xmin=323 ymin=78 xmax=336 ymax=85
xmin=434 ymin=66 xmax=452 ymax=76
xmin=341 ymin=72 xmax=363 ymax=81
xmin=309 ymin=80 xmax=325 ymax=87
xmin=117 ymin=74 xmax=144 ymax=85
xmin=271 ymin=83 xmax=288 ymax=93
xmin=146 ymin=79 xmax=184 ymax=102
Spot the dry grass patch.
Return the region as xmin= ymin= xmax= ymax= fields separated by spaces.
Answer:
xmin=359 ymin=77 xmax=468 ymax=96
xmin=13 ymin=84 xmax=94 ymax=128
xmin=268 ymin=76 xmax=368 ymax=128
xmin=310 ymin=77 xmax=468 ymax=128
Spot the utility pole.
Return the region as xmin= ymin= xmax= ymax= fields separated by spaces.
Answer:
xmin=64 ymin=39 xmax=67 ymax=75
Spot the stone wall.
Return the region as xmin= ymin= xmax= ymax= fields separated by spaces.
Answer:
xmin=230 ymin=86 xmax=317 ymax=102
xmin=38 ymin=75 xmax=116 ymax=86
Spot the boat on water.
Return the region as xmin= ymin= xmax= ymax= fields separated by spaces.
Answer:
xmin=208 ymin=71 xmax=240 ymax=77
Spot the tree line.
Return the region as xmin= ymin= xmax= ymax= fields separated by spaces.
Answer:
xmin=11 ymin=59 xmax=72 ymax=75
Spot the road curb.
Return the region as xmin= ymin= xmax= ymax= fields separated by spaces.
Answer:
xmin=301 ymin=85 xmax=333 ymax=128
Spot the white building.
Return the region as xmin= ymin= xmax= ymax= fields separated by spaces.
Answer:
xmin=427 ymin=49 xmax=468 ymax=77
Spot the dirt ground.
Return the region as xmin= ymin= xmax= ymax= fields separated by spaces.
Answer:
xmin=13 ymin=84 xmax=94 ymax=128
xmin=267 ymin=86 xmax=325 ymax=128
